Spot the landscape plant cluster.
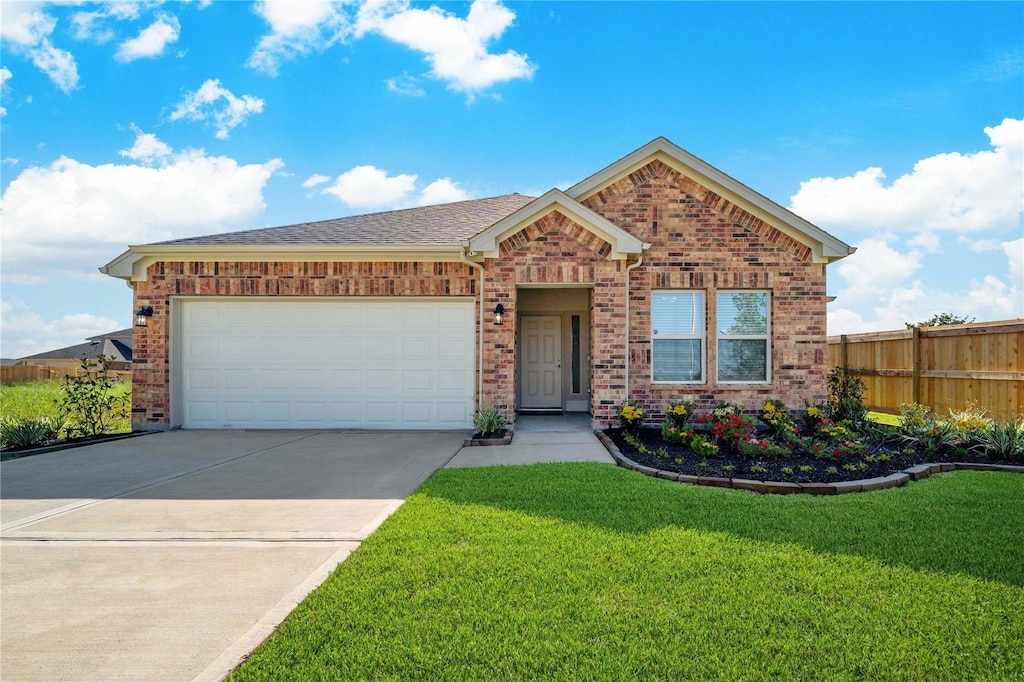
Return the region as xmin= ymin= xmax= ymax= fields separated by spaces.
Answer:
xmin=0 ymin=356 xmax=132 ymax=452
xmin=612 ymin=368 xmax=1023 ymax=483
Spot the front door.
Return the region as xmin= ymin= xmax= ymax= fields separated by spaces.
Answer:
xmin=521 ymin=315 xmax=562 ymax=409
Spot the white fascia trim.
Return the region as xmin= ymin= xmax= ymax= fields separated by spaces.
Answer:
xmin=466 ymin=188 xmax=645 ymax=260
xmin=100 ymin=244 xmax=466 ymax=282
xmin=566 ymin=138 xmax=855 ymax=263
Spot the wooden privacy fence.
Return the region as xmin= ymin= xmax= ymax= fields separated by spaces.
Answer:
xmin=828 ymin=319 xmax=1023 ymax=419
xmin=1 ymin=365 xmax=133 ymax=385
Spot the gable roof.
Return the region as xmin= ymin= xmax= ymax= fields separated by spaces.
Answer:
xmin=20 ymin=329 xmax=133 ymax=362
xmin=467 ymin=189 xmax=647 ymax=260
xmin=102 ymin=137 xmax=854 ymax=281
xmin=156 ymin=194 xmax=535 ymax=247
xmin=567 ymin=137 xmax=854 ymax=262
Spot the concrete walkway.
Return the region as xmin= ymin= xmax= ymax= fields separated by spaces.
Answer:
xmin=445 ymin=414 xmax=614 ymax=468
xmin=1 ymin=430 xmax=463 ymax=682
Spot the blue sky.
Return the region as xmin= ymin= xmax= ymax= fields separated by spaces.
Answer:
xmin=1 ymin=0 xmax=1021 ymax=357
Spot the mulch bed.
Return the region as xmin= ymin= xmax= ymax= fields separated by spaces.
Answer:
xmin=606 ymin=427 xmax=1016 ymax=484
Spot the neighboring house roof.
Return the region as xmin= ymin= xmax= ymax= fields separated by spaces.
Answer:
xmin=20 ymin=329 xmax=133 ymax=363
xmin=155 ymin=194 xmax=536 ymax=247
xmin=0 ymin=359 xmax=20 ymax=366
xmin=102 ymin=137 xmax=854 ymax=281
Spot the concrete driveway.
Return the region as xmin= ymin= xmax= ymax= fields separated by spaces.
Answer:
xmin=1 ymin=430 xmax=464 ymax=682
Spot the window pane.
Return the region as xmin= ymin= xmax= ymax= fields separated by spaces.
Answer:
xmin=718 ymin=339 xmax=767 ymax=382
xmin=717 ymin=292 xmax=767 ymax=336
xmin=652 ymin=292 xmax=704 ymax=336
xmin=571 ymin=315 xmax=581 ymax=394
xmin=653 ymin=339 xmax=703 ymax=382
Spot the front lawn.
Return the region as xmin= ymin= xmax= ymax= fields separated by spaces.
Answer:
xmin=231 ymin=463 xmax=1024 ymax=681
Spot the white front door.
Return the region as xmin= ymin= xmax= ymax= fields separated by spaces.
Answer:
xmin=521 ymin=315 xmax=561 ymax=409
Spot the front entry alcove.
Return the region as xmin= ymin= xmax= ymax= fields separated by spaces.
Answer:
xmin=516 ymin=286 xmax=591 ymax=414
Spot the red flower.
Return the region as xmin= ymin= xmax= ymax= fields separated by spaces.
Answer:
xmin=833 ymin=450 xmax=841 ymax=458
xmin=811 ymin=443 xmax=821 ymax=452
xmin=760 ymin=442 xmax=769 ymax=450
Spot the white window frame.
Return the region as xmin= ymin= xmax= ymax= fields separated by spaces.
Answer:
xmin=716 ymin=290 xmax=771 ymax=384
xmin=651 ymin=290 xmax=706 ymax=384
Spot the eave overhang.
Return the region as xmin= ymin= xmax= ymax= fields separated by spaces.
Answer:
xmin=566 ymin=137 xmax=856 ymax=264
xmin=465 ymin=188 xmax=647 ymax=260
xmin=99 ymin=243 xmax=467 ymax=282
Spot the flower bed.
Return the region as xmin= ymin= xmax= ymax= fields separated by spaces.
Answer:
xmin=610 ymin=398 xmax=1022 ymax=485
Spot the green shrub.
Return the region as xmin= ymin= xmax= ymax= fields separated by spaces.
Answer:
xmin=946 ymin=404 xmax=992 ymax=447
xmin=973 ymin=418 xmax=1024 ymax=461
xmin=472 ymin=406 xmax=507 ymax=436
xmin=56 ymin=356 xmax=132 ymax=438
xmin=826 ymin=366 xmax=867 ymax=425
xmin=899 ymin=402 xmax=933 ymax=434
xmin=0 ymin=416 xmax=64 ymax=450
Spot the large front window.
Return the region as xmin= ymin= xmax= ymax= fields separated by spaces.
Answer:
xmin=717 ymin=291 xmax=769 ymax=383
xmin=652 ymin=291 xmax=704 ymax=383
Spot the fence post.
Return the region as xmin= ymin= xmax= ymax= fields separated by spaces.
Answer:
xmin=912 ymin=326 xmax=920 ymax=405
xmin=839 ymin=334 xmax=847 ymax=368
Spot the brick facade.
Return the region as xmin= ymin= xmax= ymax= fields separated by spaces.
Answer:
xmin=130 ymin=159 xmax=829 ymax=430
xmin=131 ymin=261 xmax=477 ymax=429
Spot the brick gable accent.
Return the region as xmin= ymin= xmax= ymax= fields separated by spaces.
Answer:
xmin=582 ymin=160 xmax=828 ymax=421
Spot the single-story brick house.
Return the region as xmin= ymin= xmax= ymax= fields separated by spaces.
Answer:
xmin=102 ymin=138 xmax=854 ymax=431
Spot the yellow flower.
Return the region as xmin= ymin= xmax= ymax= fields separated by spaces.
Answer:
xmin=764 ymin=403 xmax=776 ymax=413
xmin=806 ymin=406 xmax=822 ymax=418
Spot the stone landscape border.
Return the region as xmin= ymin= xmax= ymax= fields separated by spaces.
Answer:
xmin=595 ymin=429 xmax=1024 ymax=495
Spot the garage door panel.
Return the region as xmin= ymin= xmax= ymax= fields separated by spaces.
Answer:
xmin=365 ymin=336 xmax=397 ymax=362
xmin=181 ymin=299 xmax=474 ymax=429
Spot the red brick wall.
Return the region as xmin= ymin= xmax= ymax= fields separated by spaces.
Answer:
xmin=581 ymin=159 xmax=828 ymax=423
xmin=481 ymin=212 xmax=623 ymax=424
xmin=130 ymin=261 xmax=477 ymax=429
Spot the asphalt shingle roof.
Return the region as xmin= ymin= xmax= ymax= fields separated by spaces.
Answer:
xmin=22 ymin=333 xmax=132 ymax=362
xmin=153 ymin=194 xmax=536 ymax=247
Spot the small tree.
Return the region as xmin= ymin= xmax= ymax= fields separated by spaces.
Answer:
xmin=906 ymin=313 xmax=974 ymax=329
xmin=56 ymin=355 xmax=131 ymax=438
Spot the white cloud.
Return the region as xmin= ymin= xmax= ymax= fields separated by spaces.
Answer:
xmin=302 ymin=173 xmax=330 ymax=188
xmin=386 ymin=73 xmax=425 ymax=97
xmin=119 ymin=125 xmax=172 ymax=163
xmin=957 ymin=236 xmax=1004 ymax=253
xmin=0 ymin=129 xmax=283 ymax=283
xmin=71 ymin=10 xmax=116 ymax=43
xmin=791 ymin=118 xmax=1024 ymax=234
xmin=0 ymin=66 xmax=10 ymax=117
xmin=828 ymin=236 xmax=1023 ymax=334
xmin=115 ymin=14 xmax=180 ymax=62
xmin=170 ymin=79 xmax=265 ymax=140
xmin=0 ymin=3 xmax=80 ymax=92
xmin=0 ymin=296 xmax=121 ymax=358
xmin=356 ymin=0 xmax=535 ymax=95
xmin=1005 ymin=237 xmax=1024 ymax=284
xmin=322 ymin=165 xmax=417 ymax=208
xmin=417 ymin=178 xmax=469 ymax=205
xmin=834 ymin=238 xmax=923 ymax=302
xmin=3 ymin=158 xmax=19 ymax=166
xmin=247 ymin=0 xmax=350 ymax=76
xmin=907 ymin=231 xmax=942 ymax=253
xmin=319 ymin=165 xmax=473 ymax=209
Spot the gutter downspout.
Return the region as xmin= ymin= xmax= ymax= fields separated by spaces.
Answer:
xmin=459 ymin=251 xmax=485 ymax=412
xmin=624 ymin=254 xmax=644 ymax=402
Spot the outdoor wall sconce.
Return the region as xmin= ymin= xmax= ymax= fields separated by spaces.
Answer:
xmin=135 ymin=306 xmax=154 ymax=327
xmin=494 ymin=303 xmax=505 ymax=325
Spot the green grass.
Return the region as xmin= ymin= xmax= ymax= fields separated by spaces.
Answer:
xmin=867 ymin=410 xmax=901 ymax=426
xmin=0 ymin=380 xmax=131 ymax=432
xmin=232 ymin=464 xmax=1024 ymax=681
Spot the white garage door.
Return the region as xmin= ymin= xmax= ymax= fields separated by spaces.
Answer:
xmin=179 ymin=299 xmax=475 ymax=429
